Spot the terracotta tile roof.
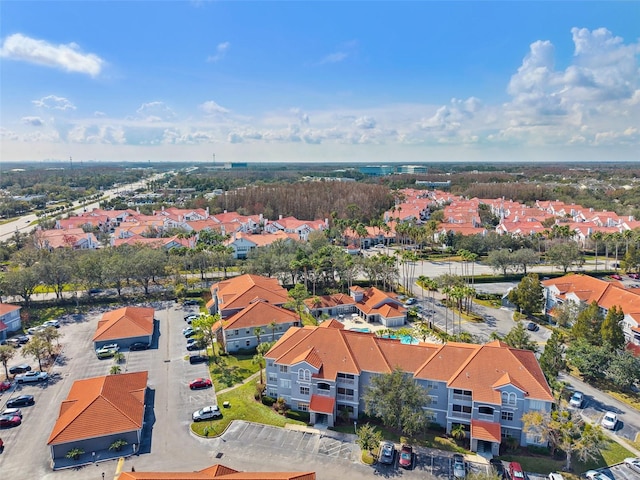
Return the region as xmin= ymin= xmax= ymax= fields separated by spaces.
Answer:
xmin=317 ymin=319 xmax=344 ymax=329
xmin=222 ymin=301 xmax=299 ymax=330
xmin=309 ymin=395 xmax=335 ymax=414
xmin=119 ymin=464 xmax=315 ymax=480
xmin=212 ymin=274 xmax=289 ymax=315
xmin=303 ymin=293 xmax=355 ymax=310
xmin=471 ymin=419 xmax=502 ymax=443
xmin=93 ymin=307 xmax=155 ymax=342
xmin=0 ymin=303 xmax=20 ymax=315
xmin=269 ymin=328 xmax=553 ymax=403
xmin=47 ymin=372 xmax=147 ymax=445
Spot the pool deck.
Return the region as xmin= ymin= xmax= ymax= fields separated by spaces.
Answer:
xmin=337 ymin=315 xmax=441 ymax=344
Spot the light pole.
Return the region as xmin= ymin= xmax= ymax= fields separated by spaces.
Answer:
xmin=354 ymin=420 xmax=357 ymax=434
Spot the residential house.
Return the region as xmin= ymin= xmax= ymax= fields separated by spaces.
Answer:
xmin=542 ymin=274 xmax=640 ymax=345
xmin=225 ymin=231 xmax=299 ymax=259
xmin=47 ymin=372 xmax=148 ymax=468
xmin=0 ymin=303 xmax=21 ymax=342
xmin=93 ymin=307 xmax=155 ymax=350
xmin=119 ymin=464 xmax=315 ymax=479
xmin=265 ymin=322 xmax=554 ymax=456
xmin=34 ymin=227 xmax=99 ymax=250
xmin=216 ymin=300 xmax=300 ymax=353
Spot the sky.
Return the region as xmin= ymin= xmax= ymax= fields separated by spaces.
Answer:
xmin=1 ymin=1 xmax=639 ymax=164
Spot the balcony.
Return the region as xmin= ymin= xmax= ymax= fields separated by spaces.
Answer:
xmin=315 ymin=389 xmax=332 ymax=397
xmin=337 ymin=378 xmax=355 ymax=385
xmin=452 ymin=393 xmax=473 ymax=402
xmin=337 ymin=394 xmax=355 ymax=402
xmin=477 ymin=413 xmax=495 ymax=422
xmin=450 ymin=411 xmax=472 ymax=420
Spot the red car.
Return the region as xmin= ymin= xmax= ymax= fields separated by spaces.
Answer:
xmin=611 ymin=274 xmax=622 ymax=280
xmin=0 ymin=381 xmax=11 ymax=392
xmin=0 ymin=414 xmax=21 ymax=428
xmin=189 ymin=378 xmax=212 ymax=390
xmin=508 ymin=462 xmax=525 ymax=480
xmin=399 ymin=444 xmax=413 ymax=469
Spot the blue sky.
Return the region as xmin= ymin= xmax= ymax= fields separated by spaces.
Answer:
xmin=1 ymin=1 xmax=639 ymax=163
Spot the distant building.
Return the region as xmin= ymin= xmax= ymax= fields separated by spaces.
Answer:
xmin=397 ymin=165 xmax=428 ymax=174
xmin=358 ymin=165 xmax=395 ymax=176
xmin=416 ymin=180 xmax=452 ymax=189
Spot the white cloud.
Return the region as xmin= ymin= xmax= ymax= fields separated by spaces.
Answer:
xmin=22 ymin=116 xmax=43 ymax=126
xmin=0 ymin=33 xmax=104 ymax=76
xmin=135 ymin=101 xmax=176 ymax=122
xmin=199 ymin=100 xmax=230 ymax=115
xmin=207 ymin=42 xmax=230 ymax=63
xmin=355 ymin=116 xmax=376 ymax=129
xmin=32 ymin=95 xmax=76 ymax=110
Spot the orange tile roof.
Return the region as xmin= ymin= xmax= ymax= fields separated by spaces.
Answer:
xmin=269 ymin=329 xmax=552 ymax=403
xmin=0 ymin=303 xmax=20 ymax=315
xmin=471 ymin=419 xmax=502 ymax=443
xmin=119 ymin=464 xmax=316 ymax=480
xmin=317 ymin=319 xmax=344 ymax=329
xmin=212 ymin=274 xmax=289 ymax=314
xmin=309 ymin=395 xmax=335 ymax=414
xmin=303 ymin=293 xmax=355 ymax=310
xmin=93 ymin=306 xmax=155 ymax=342
xmin=223 ymin=301 xmax=299 ymax=330
xmin=48 ymin=372 xmax=147 ymax=445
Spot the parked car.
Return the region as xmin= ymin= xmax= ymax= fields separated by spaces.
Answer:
xmin=569 ymin=391 xmax=584 ymax=408
xmin=453 ymin=454 xmax=466 ymax=478
xmin=44 ymin=320 xmax=60 ymax=328
xmin=1 ymin=408 xmax=22 ymax=418
xmin=15 ymin=335 xmax=29 ymax=344
xmin=129 ymin=342 xmax=150 ymax=351
xmin=548 ymin=473 xmax=564 ymax=480
xmin=585 ymin=471 xmax=613 ymax=480
xmin=399 ymin=444 xmax=413 ymax=469
xmin=526 ymin=322 xmax=540 ymax=332
xmin=183 ymin=327 xmax=196 ymax=337
xmin=184 ymin=315 xmax=198 ymax=324
xmin=628 ymin=273 xmax=639 ymax=279
xmin=601 ymin=411 xmax=617 ymax=430
xmin=192 ymin=405 xmax=222 ymax=422
xmin=6 ymin=395 xmax=35 ymax=408
xmin=189 ymin=378 xmax=212 ymax=390
xmin=9 ymin=364 xmax=31 ymax=375
xmin=15 ymin=371 xmax=48 ymax=383
xmin=611 ymin=274 xmax=622 ymax=280
xmin=6 ymin=338 xmax=21 ymax=348
xmin=189 ymin=354 xmax=209 ymax=365
xmin=183 ymin=299 xmax=200 ymax=306
xmin=508 ymin=462 xmax=525 ymax=480
xmin=623 ymin=457 xmax=640 ymax=474
xmin=186 ymin=340 xmax=202 ymax=351
xmin=0 ymin=381 xmax=11 ymax=392
xmin=405 ymin=298 xmax=417 ymax=305
xmin=374 ymin=243 xmax=385 ymax=248
xmin=27 ymin=326 xmax=45 ymax=335
xmin=490 ymin=459 xmax=506 ymax=479
xmin=378 ymin=440 xmax=395 ymax=465
xmin=96 ymin=343 xmax=120 ymax=358
xmin=0 ymin=414 xmax=21 ymax=428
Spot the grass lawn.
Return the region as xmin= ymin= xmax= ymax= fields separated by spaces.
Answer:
xmin=190 ymin=380 xmax=306 ymax=436
xmin=500 ymin=437 xmax=634 ymax=475
xmin=208 ymin=352 xmax=260 ymax=391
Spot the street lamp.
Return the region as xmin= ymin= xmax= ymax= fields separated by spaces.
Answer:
xmin=354 ymin=420 xmax=357 ymax=434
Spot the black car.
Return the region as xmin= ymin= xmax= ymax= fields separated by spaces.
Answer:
xmin=183 ymin=299 xmax=200 ymax=306
xmin=9 ymin=364 xmax=31 ymax=375
xmin=15 ymin=335 xmax=29 ymax=344
xmin=189 ymin=355 xmax=209 ymax=365
xmin=490 ymin=459 xmax=506 ymax=479
xmin=527 ymin=322 xmax=540 ymax=332
xmin=129 ymin=342 xmax=150 ymax=351
xmin=6 ymin=395 xmax=35 ymax=408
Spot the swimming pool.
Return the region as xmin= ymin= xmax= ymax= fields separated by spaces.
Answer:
xmin=380 ymin=334 xmax=420 ymax=345
xmin=349 ymin=327 xmax=371 ymax=333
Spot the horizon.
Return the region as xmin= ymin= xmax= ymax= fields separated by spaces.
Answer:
xmin=1 ymin=1 xmax=639 ymax=164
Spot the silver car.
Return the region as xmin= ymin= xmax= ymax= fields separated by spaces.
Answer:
xmin=378 ymin=441 xmax=395 ymax=465
xmin=624 ymin=457 xmax=640 ymax=474
xmin=15 ymin=371 xmax=49 ymax=383
xmin=569 ymin=391 xmax=584 ymax=408
xmin=192 ymin=405 xmax=221 ymax=422
xmin=453 ymin=454 xmax=466 ymax=479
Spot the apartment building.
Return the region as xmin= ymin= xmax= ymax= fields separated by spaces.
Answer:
xmin=265 ymin=321 xmax=554 ymax=457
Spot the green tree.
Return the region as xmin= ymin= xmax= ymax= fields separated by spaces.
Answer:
xmin=546 ymin=242 xmax=584 ymax=274
xmin=606 ymin=350 xmax=640 ymax=391
xmin=486 ymin=249 xmax=514 ymax=276
xmin=22 ymin=336 xmax=49 ymax=371
xmin=502 ymin=322 xmax=538 ymax=352
xmin=356 ymin=423 xmax=382 ymax=454
xmin=192 ymin=313 xmax=220 ymax=357
xmin=512 ymin=248 xmax=540 ymax=275
xmin=0 ymin=267 xmax=40 ymax=307
xmin=507 ymin=273 xmax=543 ymax=315
xmin=34 ymin=326 xmax=62 ymax=359
xmin=363 ymin=368 xmax=431 ymax=436
xmin=566 ymin=338 xmax=609 ymax=382
xmin=600 ymin=306 xmax=625 ymax=350
xmin=286 ymin=283 xmax=310 ymax=316
xmin=571 ymin=301 xmax=604 ymax=344
xmin=553 ymin=301 xmax=581 ymax=328
xmin=0 ymin=345 xmax=16 ymax=380
xmin=522 ymin=407 xmax=606 ymax=471
xmin=539 ymin=330 xmax=566 ymax=382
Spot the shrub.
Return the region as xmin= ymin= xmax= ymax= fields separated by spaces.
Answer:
xmin=527 ymin=445 xmax=550 ymax=456
xmin=108 ymin=439 xmax=128 ymax=452
xmin=274 ymin=397 xmax=288 ymax=414
xmin=285 ymin=410 xmax=310 ymax=422
xmin=65 ymin=448 xmax=84 ymax=460
xmin=261 ymin=395 xmax=276 ymax=407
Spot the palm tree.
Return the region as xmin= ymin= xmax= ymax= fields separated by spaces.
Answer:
xmin=254 ymin=327 xmax=263 ymax=346
xmin=591 ymin=231 xmax=602 ymax=271
xmin=269 ymin=321 xmax=277 ymax=342
xmin=252 ymin=352 xmax=265 ymax=385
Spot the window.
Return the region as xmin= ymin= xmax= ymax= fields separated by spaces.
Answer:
xmin=279 ymin=365 xmax=288 ymax=373
xmin=233 ymin=329 xmax=238 ymax=336
xmin=428 ymin=395 xmax=438 ymax=404
xmin=337 ymin=387 xmax=354 ymax=396
xmin=337 ymin=373 xmax=355 ymax=380
xmin=299 ymin=386 xmax=310 ymax=396
xmin=268 ymin=373 xmax=277 ymax=383
xmin=478 ymin=406 xmax=494 ymax=415
xmin=501 ymin=411 xmax=514 ymax=421
xmin=245 ymin=340 xmax=250 ymax=346
xmin=246 ymin=329 xmax=250 ymax=334
xmin=267 ymin=360 xmax=274 ymax=367
xmin=452 ymin=404 xmax=472 ymax=414
xmin=280 ymin=379 xmax=291 ymax=389
xmin=298 ymin=369 xmax=311 ymax=381
xmin=528 ymin=400 xmax=545 ymax=411
xmin=338 ymin=405 xmax=354 ymax=414
xmin=297 ymin=403 xmax=309 ymax=412
xmin=526 ymin=432 xmax=543 ymax=444
xmin=453 ymin=389 xmax=472 ymax=396
xmin=317 ymin=382 xmax=331 ymax=391
xmin=501 ymin=392 xmax=517 ymax=406
xmin=268 ymin=388 xmax=277 ymax=397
